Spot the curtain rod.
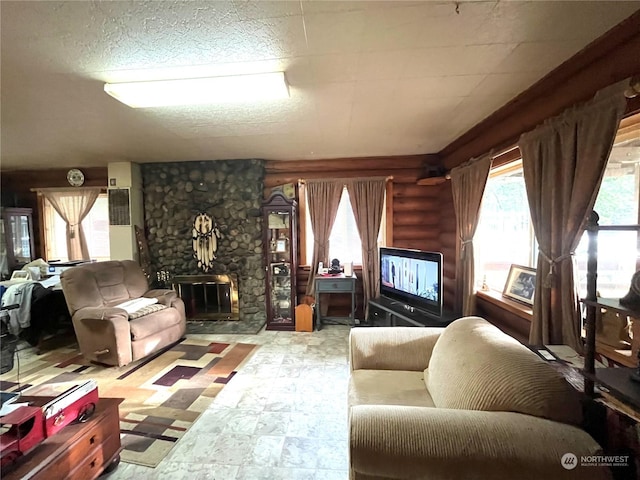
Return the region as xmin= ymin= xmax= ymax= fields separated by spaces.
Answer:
xmin=454 ymin=145 xmax=520 ymax=173
xmin=30 ymin=187 xmax=105 ymax=193
xmin=299 ymin=176 xmax=392 ymax=184
xmin=492 ymin=145 xmax=520 ymax=160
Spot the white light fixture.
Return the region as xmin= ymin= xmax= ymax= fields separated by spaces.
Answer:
xmin=104 ymin=72 xmax=289 ymax=108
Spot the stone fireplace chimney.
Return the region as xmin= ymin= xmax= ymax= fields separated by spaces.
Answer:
xmin=141 ymin=160 xmax=266 ymax=327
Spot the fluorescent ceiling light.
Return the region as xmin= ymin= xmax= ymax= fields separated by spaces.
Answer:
xmin=104 ymin=72 xmax=289 ymax=108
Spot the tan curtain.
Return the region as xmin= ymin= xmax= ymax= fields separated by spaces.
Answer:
xmin=519 ymin=80 xmax=629 ymax=351
xmin=346 ymin=178 xmax=386 ymax=317
xmin=43 ymin=199 xmax=62 ymax=261
xmin=305 ymin=180 xmax=343 ymax=296
xmin=41 ymin=188 xmax=101 ymax=260
xmin=450 ymin=154 xmax=492 ymax=316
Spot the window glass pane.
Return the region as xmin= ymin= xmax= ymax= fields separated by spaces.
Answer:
xmin=329 ymin=189 xmax=362 ymax=264
xmin=44 ymin=201 xmax=69 ymax=262
xmin=592 ymin=162 xmax=638 ymax=225
xmin=575 ymin=230 xmax=637 ymax=298
xmin=82 ymin=195 xmax=110 ymax=261
xmin=475 ymin=163 xmax=534 ymax=291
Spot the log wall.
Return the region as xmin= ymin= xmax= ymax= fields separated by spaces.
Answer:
xmin=264 ymin=155 xmax=457 ymax=315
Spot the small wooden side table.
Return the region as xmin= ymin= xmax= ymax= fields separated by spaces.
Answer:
xmin=315 ymin=273 xmax=357 ymax=330
xmin=2 ymin=397 xmax=123 ymax=480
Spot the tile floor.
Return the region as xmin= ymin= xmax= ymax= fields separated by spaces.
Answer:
xmin=110 ymin=325 xmax=352 ymax=480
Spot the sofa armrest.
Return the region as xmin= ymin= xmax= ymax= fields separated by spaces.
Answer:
xmin=144 ymin=289 xmax=178 ymax=306
xmin=350 ymin=405 xmax=610 ymax=480
xmin=71 ymin=307 xmax=133 ymax=366
xmin=349 ymin=327 xmax=442 ymax=371
xmin=144 ymin=289 xmax=186 ymax=324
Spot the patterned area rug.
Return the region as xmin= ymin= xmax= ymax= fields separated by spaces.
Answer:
xmin=0 ymin=338 xmax=259 ymax=467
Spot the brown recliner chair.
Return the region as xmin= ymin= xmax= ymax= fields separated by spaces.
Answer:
xmin=61 ymin=260 xmax=186 ymax=367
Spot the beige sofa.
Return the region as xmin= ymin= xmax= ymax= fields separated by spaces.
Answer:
xmin=61 ymin=260 xmax=186 ymax=367
xmin=348 ymin=316 xmax=611 ymax=480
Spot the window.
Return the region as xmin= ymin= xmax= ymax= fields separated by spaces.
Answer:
xmin=303 ymin=185 xmax=386 ymax=266
xmin=476 ymin=113 xmax=640 ymax=298
xmin=43 ymin=194 xmax=110 ymax=262
xmin=575 ymin=113 xmax=640 ymax=297
xmin=475 ymin=160 xmax=536 ymax=292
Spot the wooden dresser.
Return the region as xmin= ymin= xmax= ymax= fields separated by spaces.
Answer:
xmin=2 ymin=398 xmax=122 ymax=480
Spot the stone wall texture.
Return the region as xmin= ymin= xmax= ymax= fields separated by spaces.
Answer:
xmin=141 ymin=159 xmax=266 ymax=324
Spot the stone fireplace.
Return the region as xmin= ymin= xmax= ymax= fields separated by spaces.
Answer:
xmin=141 ymin=159 xmax=266 ymax=325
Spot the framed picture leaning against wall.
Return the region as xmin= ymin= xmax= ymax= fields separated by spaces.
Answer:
xmin=503 ymin=264 xmax=537 ymax=306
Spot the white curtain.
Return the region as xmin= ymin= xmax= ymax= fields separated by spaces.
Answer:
xmin=41 ymin=188 xmax=101 ymax=260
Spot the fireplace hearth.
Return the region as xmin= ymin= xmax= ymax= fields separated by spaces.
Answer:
xmin=172 ymin=274 xmax=239 ymax=320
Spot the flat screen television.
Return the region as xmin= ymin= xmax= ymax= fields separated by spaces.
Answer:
xmin=379 ymin=247 xmax=443 ymax=318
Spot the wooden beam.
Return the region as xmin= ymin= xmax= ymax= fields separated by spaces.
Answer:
xmin=0 ymin=167 xmax=108 ymax=187
xmin=264 ymin=154 xmax=437 ymax=173
xmin=264 ymin=169 xmax=423 ymax=187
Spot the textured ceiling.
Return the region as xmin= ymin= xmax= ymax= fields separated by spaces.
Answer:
xmin=1 ymin=1 xmax=639 ymax=170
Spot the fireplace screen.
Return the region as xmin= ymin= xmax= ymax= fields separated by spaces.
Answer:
xmin=172 ymin=274 xmax=239 ymax=320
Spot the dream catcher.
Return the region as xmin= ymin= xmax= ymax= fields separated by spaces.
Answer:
xmin=192 ymin=213 xmax=221 ymax=272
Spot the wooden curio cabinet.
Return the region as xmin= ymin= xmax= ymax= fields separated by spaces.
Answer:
xmin=1 ymin=207 xmax=35 ymax=278
xmin=262 ymin=192 xmax=297 ymax=331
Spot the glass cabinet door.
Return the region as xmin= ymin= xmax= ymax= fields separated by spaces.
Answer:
xmin=1 ymin=207 xmax=34 ymax=275
xmin=0 ymin=219 xmax=7 ymax=279
xmin=10 ymin=214 xmax=32 ymax=263
xmin=263 ymin=193 xmax=297 ymax=331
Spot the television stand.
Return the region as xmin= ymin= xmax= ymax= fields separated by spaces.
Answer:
xmin=367 ymin=297 xmax=459 ymax=327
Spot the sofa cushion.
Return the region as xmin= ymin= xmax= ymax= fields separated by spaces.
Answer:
xmin=426 ymin=317 xmax=583 ymax=425
xmin=350 ymin=370 xmax=435 ymax=408
xmin=349 ymin=327 xmax=442 ymax=372
xmin=128 ymin=303 xmax=168 ymax=320
xmin=129 ymin=307 xmax=181 ymax=340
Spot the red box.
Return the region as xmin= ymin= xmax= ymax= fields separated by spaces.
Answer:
xmin=42 ymin=381 xmax=99 ymax=437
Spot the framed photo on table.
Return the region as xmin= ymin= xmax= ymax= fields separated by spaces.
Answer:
xmin=276 ymin=238 xmax=287 ymax=252
xmin=503 ymin=265 xmax=536 ymax=305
